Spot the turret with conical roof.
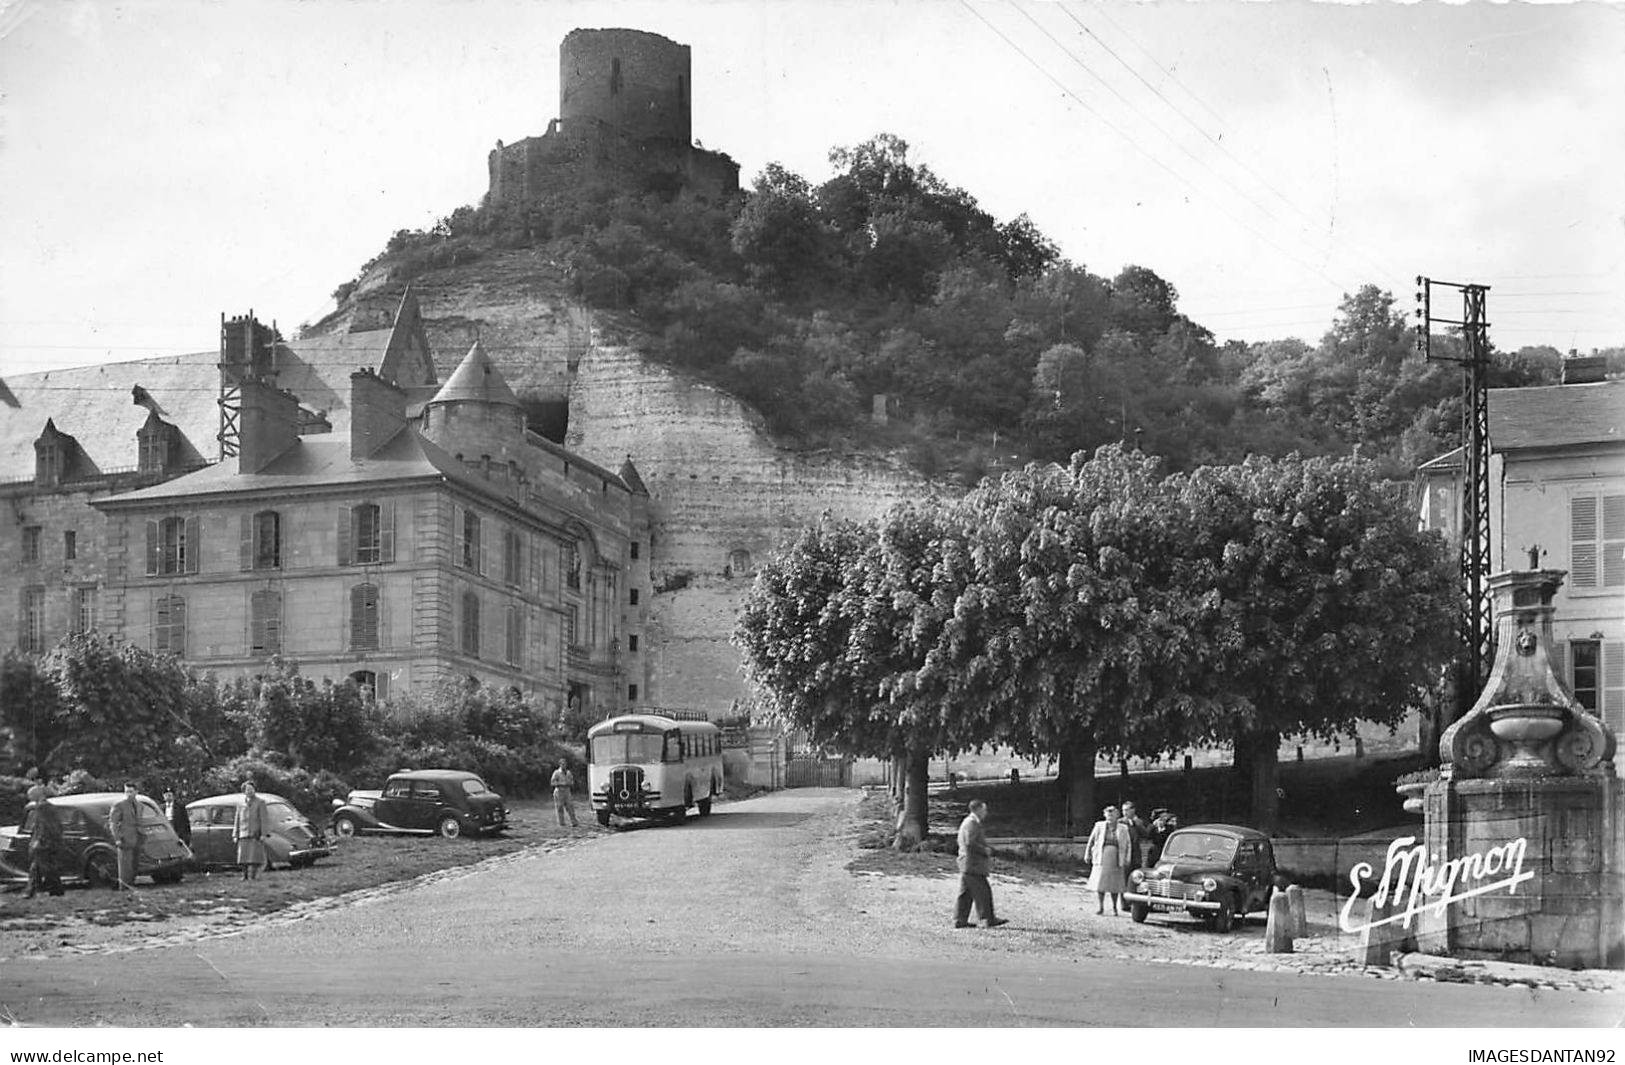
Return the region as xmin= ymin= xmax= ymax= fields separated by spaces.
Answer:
xmin=420 ymin=340 xmax=527 ymax=465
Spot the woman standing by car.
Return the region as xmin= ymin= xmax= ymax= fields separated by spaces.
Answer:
xmin=1084 ymin=806 xmax=1133 ymax=916
xmin=234 ymin=782 xmax=270 ymax=881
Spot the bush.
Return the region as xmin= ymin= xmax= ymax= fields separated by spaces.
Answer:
xmin=200 ymin=755 xmax=352 ymax=821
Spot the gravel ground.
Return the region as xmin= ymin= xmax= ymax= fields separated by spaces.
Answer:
xmin=6 ymin=787 xmax=1622 ymax=999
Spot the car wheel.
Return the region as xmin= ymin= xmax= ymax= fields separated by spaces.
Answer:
xmin=1130 ymin=901 xmax=1149 ymax=924
xmin=83 ymin=848 xmax=117 ymax=888
xmin=1213 ymin=896 xmax=1236 ymax=933
xmin=332 ymin=815 xmax=360 ymax=839
xmin=596 ymin=809 xmax=611 ymax=827
xmin=437 ymin=815 xmax=464 ymax=839
xmin=151 ymin=869 xmax=183 ymax=885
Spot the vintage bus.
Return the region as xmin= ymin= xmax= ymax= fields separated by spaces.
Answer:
xmin=586 ymin=714 xmax=724 ymax=826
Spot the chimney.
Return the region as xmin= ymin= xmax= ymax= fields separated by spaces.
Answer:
xmin=238 ymin=379 xmax=301 ymax=474
xmin=1561 ymin=350 xmax=1607 ymax=385
xmin=350 ymin=369 xmax=407 ymax=460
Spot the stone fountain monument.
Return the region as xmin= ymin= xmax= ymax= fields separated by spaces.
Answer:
xmin=1413 ymin=567 xmax=1621 ymax=968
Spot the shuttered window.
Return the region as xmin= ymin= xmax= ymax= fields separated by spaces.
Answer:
xmin=1570 ymin=492 xmax=1625 ymax=589
xmin=19 ymin=587 xmax=45 ymax=653
xmin=147 ymin=516 xmax=199 ymax=576
xmin=503 ymin=527 xmax=522 ymax=586
xmin=461 ymin=590 xmax=481 ymax=657
xmin=250 ymin=589 xmax=282 ymax=656
xmin=505 ymin=604 xmax=524 ymax=666
xmin=458 ymin=508 xmax=484 ymax=574
xmin=154 ymin=595 xmax=186 ymax=654
xmin=350 ymin=584 xmax=379 ymax=651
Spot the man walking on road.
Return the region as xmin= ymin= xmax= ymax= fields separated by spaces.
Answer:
xmin=107 ymin=783 xmax=144 ymax=891
xmin=551 ymin=761 xmax=580 ymax=827
xmin=954 ymin=799 xmax=1007 ymax=929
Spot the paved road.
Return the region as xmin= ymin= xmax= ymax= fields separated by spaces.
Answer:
xmin=4 ymin=789 xmax=1620 ymax=1026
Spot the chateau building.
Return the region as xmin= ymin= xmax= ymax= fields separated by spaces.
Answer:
xmin=1418 ymin=355 xmax=1625 ymax=750
xmin=3 ymin=295 xmax=653 ymax=720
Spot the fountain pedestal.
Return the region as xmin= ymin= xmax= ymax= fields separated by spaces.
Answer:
xmin=1419 ymin=570 xmax=1620 ymax=968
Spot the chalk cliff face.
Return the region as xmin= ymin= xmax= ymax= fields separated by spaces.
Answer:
xmin=336 ymin=252 xmax=936 ymax=715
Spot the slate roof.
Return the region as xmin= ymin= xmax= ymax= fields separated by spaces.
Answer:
xmin=428 ymin=341 xmax=520 ymax=408
xmin=1487 ymin=380 xmax=1623 ymax=451
xmin=0 ymin=352 xmax=222 ymax=481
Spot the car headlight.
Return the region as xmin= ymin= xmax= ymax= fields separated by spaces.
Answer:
xmin=1129 ymin=868 xmax=1146 ymax=884
xmin=1201 ymin=877 xmax=1219 ymax=894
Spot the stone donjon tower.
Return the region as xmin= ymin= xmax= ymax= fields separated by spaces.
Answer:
xmin=487 ymin=28 xmax=739 ymax=208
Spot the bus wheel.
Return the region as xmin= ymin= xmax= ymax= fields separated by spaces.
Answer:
xmin=596 ymin=809 xmax=611 ymax=827
xmin=697 ymin=796 xmax=712 ymax=816
xmin=671 ymin=804 xmax=687 ymax=824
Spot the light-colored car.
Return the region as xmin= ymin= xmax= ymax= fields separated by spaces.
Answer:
xmin=185 ymin=792 xmax=333 ymax=870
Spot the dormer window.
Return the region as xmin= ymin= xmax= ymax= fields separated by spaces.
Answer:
xmin=35 ymin=441 xmax=62 ymax=486
xmin=138 ymin=417 xmax=174 ymax=474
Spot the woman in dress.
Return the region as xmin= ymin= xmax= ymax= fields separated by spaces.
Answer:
xmin=1084 ymin=805 xmax=1133 ymax=915
xmin=234 ymin=781 xmax=270 ymax=881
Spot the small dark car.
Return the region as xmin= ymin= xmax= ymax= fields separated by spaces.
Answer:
xmin=186 ymin=792 xmax=333 ymax=870
xmin=1121 ymin=823 xmax=1277 ymax=932
xmin=0 ymin=792 xmax=192 ymax=887
xmin=330 ymin=769 xmax=508 ymax=839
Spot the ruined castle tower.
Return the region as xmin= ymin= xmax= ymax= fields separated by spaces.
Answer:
xmin=487 ymin=28 xmax=739 ymax=208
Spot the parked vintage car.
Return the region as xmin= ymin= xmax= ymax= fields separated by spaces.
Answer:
xmin=1121 ymin=823 xmax=1277 ymax=932
xmin=330 ymin=769 xmax=508 ymax=839
xmin=185 ymin=793 xmax=333 ymax=870
xmin=0 ymin=792 xmax=192 ymax=887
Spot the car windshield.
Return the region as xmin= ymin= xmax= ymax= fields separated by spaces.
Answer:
xmin=460 ymin=779 xmax=489 ymax=796
xmin=1161 ymin=831 xmax=1238 ymax=863
xmin=591 ymin=733 xmax=665 ymax=765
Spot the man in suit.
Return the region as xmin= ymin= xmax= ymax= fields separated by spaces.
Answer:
xmin=107 ymin=782 xmax=145 ymax=891
xmin=953 ymin=799 xmax=1007 ymax=928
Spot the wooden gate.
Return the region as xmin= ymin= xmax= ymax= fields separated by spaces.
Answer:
xmin=785 ymin=755 xmax=850 ymax=788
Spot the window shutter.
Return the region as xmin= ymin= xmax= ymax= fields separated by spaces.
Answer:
xmin=529 ymin=533 xmax=542 ymax=594
xmin=171 ymin=597 xmax=186 ymax=655
xmin=183 ymin=517 xmax=200 ymax=574
xmin=145 ymin=519 xmax=160 ymax=576
xmin=246 ymin=587 xmax=259 ymax=652
xmin=373 ymin=669 xmax=390 ymax=702
xmin=478 ymin=519 xmax=488 ymax=577
xmin=454 ymin=506 xmax=466 ymax=569
xmin=377 ymin=586 xmax=391 ymax=649
xmin=1571 ymin=496 xmax=1599 ymax=587
xmin=380 ymin=502 xmax=396 ymax=564
xmin=240 ymin=513 xmax=253 ymax=571
xmin=1604 ymin=494 xmax=1624 ymax=588
xmin=337 ymin=508 xmax=353 ymax=567
xmin=340 ymin=584 xmax=352 ymax=650
xmin=1604 ymin=642 xmax=1625 ymax=735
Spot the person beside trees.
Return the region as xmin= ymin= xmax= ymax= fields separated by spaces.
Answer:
xmin=23 ymin=784 xmax=65 ymax=899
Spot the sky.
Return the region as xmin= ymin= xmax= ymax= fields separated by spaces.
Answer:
xmin=2 ymin=0 xmax=1623 ymax=378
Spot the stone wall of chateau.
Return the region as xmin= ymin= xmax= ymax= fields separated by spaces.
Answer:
xmin=563 ymin=336 xmax=938 ymax=715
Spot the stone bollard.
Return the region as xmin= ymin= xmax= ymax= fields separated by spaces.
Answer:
xmin=1264 ymin=891 xmax=1295 ymax=953
xmin=1286 ymin=884 xmax=1308 ymax=938
xmin=1358 ymin=894 xmax=1409 ymax=967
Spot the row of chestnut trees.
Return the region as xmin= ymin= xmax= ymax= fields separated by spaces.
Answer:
xmin=735 ymin=447 xmax=1460 ymax=845
xmin=0 ymin=636 xmax=586 ymax=823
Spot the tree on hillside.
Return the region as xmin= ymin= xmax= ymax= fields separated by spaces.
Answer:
xmin=730 ymin=163 xmax=836 ymax=294
xmin=1169 ymin=453 xmax=1458 ymax=830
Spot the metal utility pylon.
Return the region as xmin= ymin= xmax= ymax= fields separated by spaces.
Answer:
xmin=1415 ymin=276 xmax=1493 ymax=719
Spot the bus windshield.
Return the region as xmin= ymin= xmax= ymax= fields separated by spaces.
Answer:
xmin=591 ymin=732 xmax=666 ymax=765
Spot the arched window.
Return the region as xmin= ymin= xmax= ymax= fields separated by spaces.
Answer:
xmin=339 ymin=503 xmax=394 ymax=566
xmin=349 ymin=584 xmax=379 ymax=651
xmin=250 ymin=510 xmax=281 ymax=570
xmin=727 ymin=548 xmax=752 ymax=578
xmin=349 ymin=669 xmax=388 ymax=702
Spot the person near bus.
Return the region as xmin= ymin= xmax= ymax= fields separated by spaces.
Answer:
xmin=551 ymin=761 xmax=579 ymax=827
xmin=953 ymin=799 xmax=1007 ymax=928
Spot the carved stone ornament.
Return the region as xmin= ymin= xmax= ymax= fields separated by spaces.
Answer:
xmin=1440 ymin=569 xmax=1617 ymax=779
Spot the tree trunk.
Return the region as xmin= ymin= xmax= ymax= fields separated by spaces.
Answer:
xmin=1057 ymin=735 xmax=1097 ymax=836
xmin=894 ymin=747 xmax=931 ymax=850
xmin=889 ymin=753 xmax=906 ymax=817
xmin=1236 ymin=729 xmax=1281 ymax=832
